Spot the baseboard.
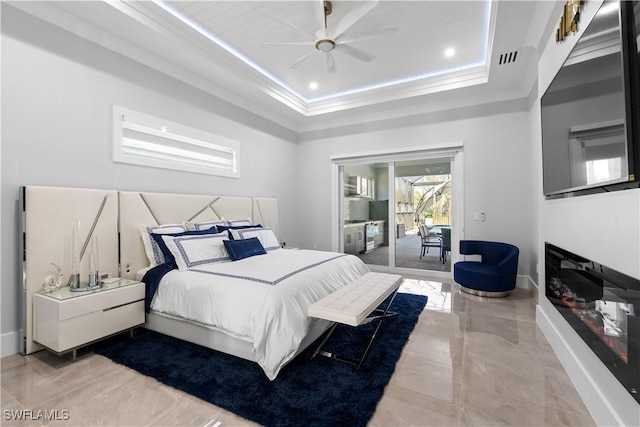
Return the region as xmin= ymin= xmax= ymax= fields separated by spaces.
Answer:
xmin=516 ymin=274 xmax=537 ymax=299
xmin=537 ymin=304 xmax=639 ymax=427
xmin=1 ymin=330 xmax=21 ymax=357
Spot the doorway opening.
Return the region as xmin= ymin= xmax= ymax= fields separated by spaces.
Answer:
xmin=334 ymin=146 xmax=462 ymax=276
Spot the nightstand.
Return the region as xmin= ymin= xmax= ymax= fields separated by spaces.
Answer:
xmin=33 ymin=279 xmax=145 ymax=359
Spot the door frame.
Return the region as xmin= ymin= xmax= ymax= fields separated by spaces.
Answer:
xmin=331 ymin=143 xmax=465 ymax=279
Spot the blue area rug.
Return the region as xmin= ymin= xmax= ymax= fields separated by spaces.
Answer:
xmin=96 ymin=293 xmax=427 ymax=427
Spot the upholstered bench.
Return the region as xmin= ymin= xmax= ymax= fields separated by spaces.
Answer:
xmin=308 ymin=272 xmax=403 ymax=369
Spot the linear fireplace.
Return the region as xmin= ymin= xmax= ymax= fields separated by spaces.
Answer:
xmin=545 ymin=243 xmax=639 ymax=403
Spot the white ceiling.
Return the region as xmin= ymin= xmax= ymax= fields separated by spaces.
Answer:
xmin=158 ymin=1 xmax=490 ymax=100
xmin=10 ymin=1 xmax=557 ymax=132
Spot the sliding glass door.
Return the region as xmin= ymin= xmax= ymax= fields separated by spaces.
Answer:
xmin=341 ymin=163 xmax=389 ymax=268
xmin=334 ymin=147 xmax=462 ymax=276
xmin=394 ymin=158 xmax=452 ymax=273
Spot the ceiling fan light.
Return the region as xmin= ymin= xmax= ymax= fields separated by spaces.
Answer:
xmin=315 ymin=39 xmax=336 ymax=52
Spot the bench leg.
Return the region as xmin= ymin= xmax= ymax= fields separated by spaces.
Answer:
xmin=311 ymin=289 xmax=399 ymax=370
xmin=311 ymin=322 xmax=339 ymax=360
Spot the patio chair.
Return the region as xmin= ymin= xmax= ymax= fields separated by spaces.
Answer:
xmin=419 ymin=224 xmax=442 ymax=259
xmin=441 ymin=227 xmax=451 ymax=263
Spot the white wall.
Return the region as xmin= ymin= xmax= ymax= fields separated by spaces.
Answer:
xmin=535 ymin=1 xmax=640 ymax=425
xmin=0 ymin=5 xmax=299 ymax=353
xmin=296 ymin=100 xmax=535 ymax=283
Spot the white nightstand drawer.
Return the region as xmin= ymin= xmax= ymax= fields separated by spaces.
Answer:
xmin=58 ymin=311 xmax=104 ymax=351
xmin=57 ymin=283 xmax=144 ymax=321
xmin=34 ymin=280 xmax=145 ymax=354
xmin=103 ymin=300 xmax=144 ymax=337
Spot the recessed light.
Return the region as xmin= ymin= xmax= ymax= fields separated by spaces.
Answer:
xmin=444 ymin=48 xmax=455 ymax=57
xmin=309 ymin=82 xmax=319 ymax=90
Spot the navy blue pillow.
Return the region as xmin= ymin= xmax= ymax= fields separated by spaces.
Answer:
xmin=223 ymin=237 xmax=267 ymax=261
xmin=151 ymin=227 xmax=221 ymax=264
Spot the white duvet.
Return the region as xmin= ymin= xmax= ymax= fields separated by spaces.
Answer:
xmin=150 ymin=249 xmax=369 ymax=380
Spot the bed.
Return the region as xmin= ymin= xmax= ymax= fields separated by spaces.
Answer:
xmin=21 ymin=187 xmax=369 ymax=379
xmin=119 ymin=191 xmax=369 ymax=379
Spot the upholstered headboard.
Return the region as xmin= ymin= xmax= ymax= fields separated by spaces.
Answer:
xmin=120 ymin=191 xmax=252 ymax=279
xmin=20 ymin=186 xmax=279 ymax=354
xmin=20 ymin=186 xmax=119 ymax=354
xmin=252 ymin=197 xmax=279 ymax=236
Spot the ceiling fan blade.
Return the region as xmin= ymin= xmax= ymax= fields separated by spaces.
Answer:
xmin=326 ymin=51 xmax=336 ymax=73
xmin=313 ymin=0 xmax=327 ymax=34
xmin=330 ymin=0 xmax=379 ymax=40
xmin=335 ymin=43 xmax=375 ymax=62
xmin=337 ymin=26 xmax=397 ymax=43
xmin=289 ymin=50 xmax=317 ymax=70
xmin=259 ymin=9 xmax=316 ymax=39
xmin=261 ymin=41 xmax=313 ymax=47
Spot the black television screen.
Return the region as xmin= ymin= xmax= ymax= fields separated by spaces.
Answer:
xmin=541 ymin=0 xmax=640 ymax=197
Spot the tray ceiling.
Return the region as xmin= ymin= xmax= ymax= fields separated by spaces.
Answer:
xmin=156 ymin=1 xmax=492 ymax=104
xmin=8 ymin=1 xmax=547 ymax=131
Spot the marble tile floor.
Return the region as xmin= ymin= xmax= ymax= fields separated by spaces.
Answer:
xmin=1 ymin=278 xmax=596 ymax=427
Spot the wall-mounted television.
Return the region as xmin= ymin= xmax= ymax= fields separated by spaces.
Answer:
xmin=541 ymin=0 xmax=640 ymax=198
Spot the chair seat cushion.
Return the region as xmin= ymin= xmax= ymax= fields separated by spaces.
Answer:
xmin=454 ymin=261 xmax=510 ymax=292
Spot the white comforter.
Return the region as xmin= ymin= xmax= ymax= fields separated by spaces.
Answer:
xmin=150 ymin=249 xmax=369 ymax=380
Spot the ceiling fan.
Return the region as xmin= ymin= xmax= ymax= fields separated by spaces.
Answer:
xmin=260 ymin=0 xmax=396 ymax=73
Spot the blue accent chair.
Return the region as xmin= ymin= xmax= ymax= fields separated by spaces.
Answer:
xmin=454 ymin=240 xmax=519 ymax=295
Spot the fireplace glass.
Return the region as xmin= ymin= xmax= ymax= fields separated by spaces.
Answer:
xmin=545 ymin=243 xmax=639 ymax=403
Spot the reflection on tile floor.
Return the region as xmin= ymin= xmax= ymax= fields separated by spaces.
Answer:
xmin=1 ymin=278 xmax=595 ymax=426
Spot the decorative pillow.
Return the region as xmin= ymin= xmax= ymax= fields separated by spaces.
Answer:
xmin=140 ymin=223 xmax=187 ymax=266
xmin=227 ymin=218 xmax=252 ymax=227
xmin=187 ymin=220 xmax=226 ymax=231
xmin=223 ymin=237 xmax=267 ymax=261
xmin=151 ymin=227 xmax=222 ymax=265
xmin=161 ymin=231 xmax=230 ymax=271
xmin=230 ymin=227 xmax=280 ymax=251
xmin=217 ymin=223 xmax=262 ymax=233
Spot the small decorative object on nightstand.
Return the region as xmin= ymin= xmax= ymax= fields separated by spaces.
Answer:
xmin=68 ymin=220 xmax=81 ymax=290
xmin=87 ymin=236 xmax=100 ymax=289
xmin=41 ymin=262 xmax=64 ymax=293
xmin=33 ymin=278 xmax=144 ymax=359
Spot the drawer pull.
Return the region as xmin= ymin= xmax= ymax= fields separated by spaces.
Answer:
xmin=103 ymin=299 xmax=144 ymax=312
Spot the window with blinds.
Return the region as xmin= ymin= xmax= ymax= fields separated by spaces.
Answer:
xmin=113 ymin=106 xmax=239 ymax=178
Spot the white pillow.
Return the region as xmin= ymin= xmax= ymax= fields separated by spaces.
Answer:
xmin=227 ymin=218 xmax=252 ymax=227
xmin=231 ymin=227 xmax=280 ymax=251
xmin=162 ymin=231 xmax=230 ymax=270
xmin=140 ymin=223 xmax=186 ymax=266
xmin=185 ymin=220 xmax=226 ymax=231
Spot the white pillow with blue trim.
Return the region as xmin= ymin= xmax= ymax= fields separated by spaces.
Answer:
xmin=230 ymin=227 xmax=281 ymax=251
xmin=140 ymin=223 xmax=187 ymax=266
xmin=227 ymin=218 xmax=252 ymax=227
xmin=162 ymin=231 xmax=230 ymax=271
xmin=185 ymin=220 xmax=226 ymax=231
